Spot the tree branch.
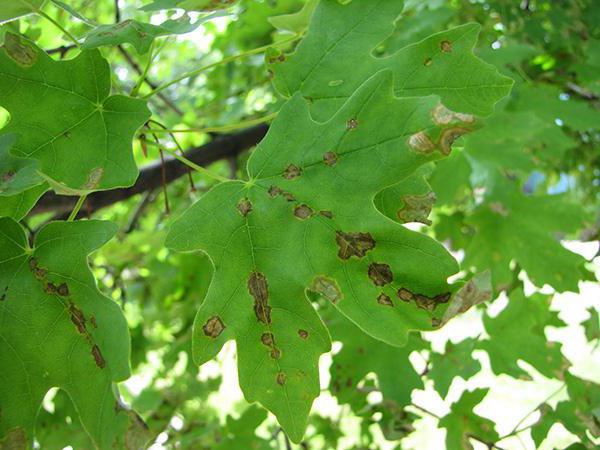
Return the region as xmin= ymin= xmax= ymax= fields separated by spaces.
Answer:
xmin=33 ymin=124 xmax=268 ymax=216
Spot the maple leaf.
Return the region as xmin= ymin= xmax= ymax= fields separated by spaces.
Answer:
xmin=428 ymin=338 xmax=481 ymax=398
xmin=268 ymin=0 xmax=513 ymax=120
xmin=166 ymin=71 xmax=473 ymax=441
xmin=0 ymin=0 xmax=45 ymax=24
xmin=0 ymin=218 xmax=150 ymax=449
xmin=0 ymin=33 xmax=150 ymax=193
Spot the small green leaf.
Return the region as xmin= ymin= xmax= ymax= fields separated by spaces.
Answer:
xmin=268 ymin=0 xmax=318 ymax=35
xmin=0 ymin=33 xmax=151 ymax=193
xmin=439 ymin=389 xmax=499 ymax=450
xmin=428 ymin=338 xmax=481 ymax=398
xmin=478 ymin=290 xmax=567 ymax=379
xmin=140 ymin=0 xmax=238 ymax=12
xmin=0 ymin=133 xmax=43 ymax=196
xmin=83 ymin=15 xmax=218 ymax=54
xmin=0 ymin=217 xmax=150 ymax=448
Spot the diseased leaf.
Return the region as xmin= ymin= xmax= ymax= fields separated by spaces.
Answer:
xmin=167 ymin=71 xmax=468 ymax=441
xmin=478 ymin=290 xmax=568 ymax=380
xmin=0 ymin=217 xmax=150 ymax=448
xmin=268 ymin=0 xmax=513 ymax=120
xmin=439 ymin=389 xmax=499 ymax=450
xmin=428 ymin=338 xmax=481 ymax=398
xmin=83 ymin=15 xmax=217 ymax=54
xmin=0 ymin=33 xmax=150 ymax=193
xmin=0 ymin=0 xmax=45 ymax=24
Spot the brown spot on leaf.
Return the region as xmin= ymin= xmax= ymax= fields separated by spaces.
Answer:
xmin=408 ymin=131 xmax=436 ymax=153
xmin=311 ymin=276 xmax=343 ymax=303
xmin=323 ymin=151 xmax=338 ymax=166
xmin=397 ymin=288 xmax=450 ymax=311
xmin=57 ymin=283 xmax=69 ymax=297
xmin=270 ymin=348 xmax=282 ymax=359
xmin=91 ymin=345 xmax=106 ymax=369
xmin=346 ymin=119 xmax=358 ymax=130
xmin=439 ymin=127 xmax=469 ymax=155
xmin=282 ymin=191 xmax=296 ymax=202
xmin=377 ymin=293 xmax=393 ymax=307
xmin=90 ymin=315 xmax=97 ymax=329
xmin=2 ymin=170 xmax=15 ymax=183
xmin=203 ymin=316 xmax=225 ymax=338
xmin=431 ymin=318 xmax=442 ymax=328
xmin=276 ymin=372 xmax=287 ymax=386
xmin=4 ymin=33 xmax=38 ymax=66
xmin=294 ymin=204 xmax=314 ymax=220
xmin=237 ymin=198 xmax=253 ymax=217
xmin=268 ymin=186 xmax=282 ymax=197
xmin=298 ymin=329 xmax=309 ymax=339
xmin=335 ymin=231 xmax=375 ymax=259
xmin=69 ymin=302 xmax=87 ymax=335
xmin=283 ymin=164 xmax=302 ymax=180
xmin=44 ymin=282 xmax=58 ymax=295
xmin=432 ymin=104 xmax=475 ymax=125
xmin=440 ymin=40 xmax=452 ymax=52
xmin=261 ymin=332 xmax=274 ymax=347
xmin=82 ymin=167 xmax=104 ymax=190
xmin=248 ymin=272 xmax=271 ymax=324
xmin=368 ymin=263 xmax=393 ymax=286
xmin=397 ymin=192 xmax=436 ymax=225
xmin=423 ymin=57 xmax=433 ymax=66
xmin=319 ymin=210 xmax=333 ymax=219
xmin=1 ymin=427 xmax=27 ymax=449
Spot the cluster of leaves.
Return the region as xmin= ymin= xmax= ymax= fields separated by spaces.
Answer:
xmin=0 ymin=0 xmax=598 ymax=449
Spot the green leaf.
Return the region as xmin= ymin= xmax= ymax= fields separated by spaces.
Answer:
xmin=478 ymin=290 xmax=567 ymax=379
xmin=0 ymin=217 xmax=150 ymax=449
xmin=140 ymin=0 xmax=238 ymax=12
xmin=215 ymin=405 xmax=270 ymax=450
xmin=0 ymin=133 xmax=43 ymax=196
xmin=0 ymin=184 xmax=48 ymax=220
xmin=82 ymin=15 xmax=215 ymax=54
xmin=463 ymin=176 xmax=591 ymax=292
xmin=167 ymin=72 xmax=464 ymax=441
xmin=0 ymin=33 xmax=151 ymax=193
xmin=428 ymin=338 xmax=480 ymax=398
xmin=268 ymin=0 xmax=513 ymax=120
xmin=328 ymin=308 xmax=425 ymax=408
xmin=0 ymin=0 xmax=45 ymax=24
xmin=583 ymin=308 xmax=600 ymax=343
xmin=439 ymin=389 xmax=499 ymax=450
xmin=268 ymin=0 xmax=318 ymax=35
xmin=50 ymin=0 xmax=97 ymax=26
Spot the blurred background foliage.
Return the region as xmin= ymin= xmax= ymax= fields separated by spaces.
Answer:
xmin=1 ymin=0 xmax=599 ymax=449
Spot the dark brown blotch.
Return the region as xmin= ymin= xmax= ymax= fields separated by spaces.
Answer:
xmin=323 ymin=151 xmax=338 ymax=166
xmin=335 ymin=231 xmax=376 ymax=260
xmin=283 ymin=164 xmax=302 ymax=180
xmin=423 ymin=57 xmax=433 ymax=66
xmin=268 ymin=185 xmax=282 ymax=198
xmin=377 ymin=293 xmax=393 ymax=307
xmin=319 ymin=210 xmax=333 ymax=219
xmin=270 ymin=348 xmax=282 ymax=359
xmin=298 ymin=329 xmax=309 ymax=339
xmin=57 ymin=283 xmax=69 ymax=297
xmin=368 ymin=263 xmax=393 ymax=286
xmin=248 ymin=272 xmax=271 ymax=324
xmin=439 ymin=127 xmax=469 ymax=155
xmin=346 ymin=119 xmax=358 ymax=130
xmin=276 ymin=372 xmax=287 ymax=386
xmin=261 ymin=332 xmax=274 ymax=347
xmin=237 ymin=198 xmax=253 ymax=217
xmin=69 ymin=302 xmax=87 ymax=335
xmin=203 ymin=316 xmax=225 ymax=338
xmin=440 ymin=40 xmax=452 ymax=52
xmin=294 ymin=204 xmax=314 ymax=220
xmin=91 ymin=345 xmax=106 ymax=369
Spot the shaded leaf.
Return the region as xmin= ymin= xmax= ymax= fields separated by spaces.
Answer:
xmin=0 ymin=217 xmax=150 ymax=448
xmin=0 ymin=33 xmax=150 ymax=193
xmin=428 ymin=338 xmax=481 ymax=398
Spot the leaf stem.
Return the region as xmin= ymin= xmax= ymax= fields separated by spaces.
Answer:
xmin=36 ymin=8 xmax=81 ymax=48
xmin=68 ymin=194 xmax=88 ymax=221
xmin=142 ymin=34 xmax=302 ymax=99
xmin=142 ymin=138 xmax=229 ymax=183
xmin=130 ymin=40 xmax=157 ymax=97
xmin=145 ymin=112 xmax=277 ymax=135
